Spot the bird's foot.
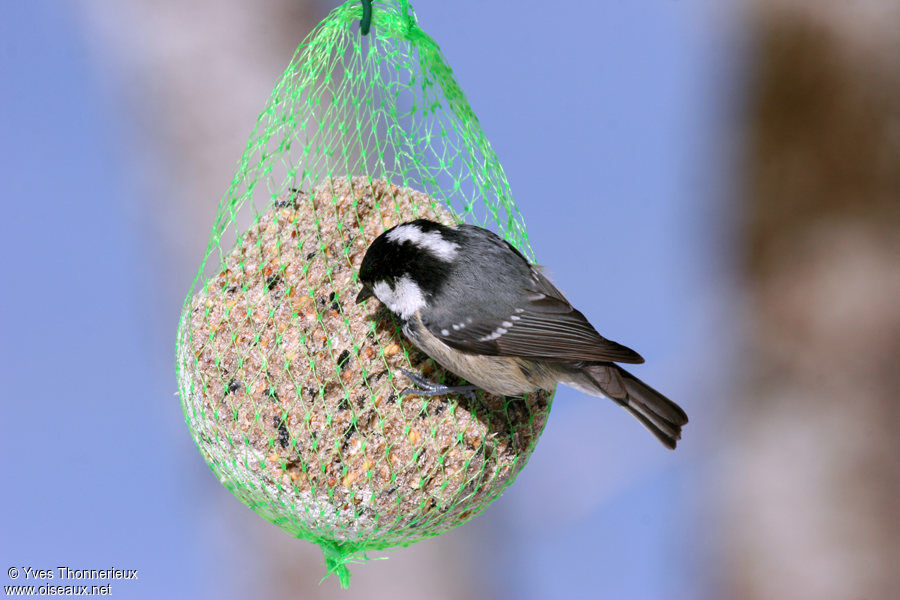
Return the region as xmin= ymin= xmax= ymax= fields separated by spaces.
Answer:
xmin=398 ymin=368 xmax=479 ymax=401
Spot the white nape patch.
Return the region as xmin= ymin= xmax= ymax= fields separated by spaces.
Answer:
xmin=372 ymin=276 xmax=426 ymax=319
xmin=386 ymin=224 xmax=459 ymax=261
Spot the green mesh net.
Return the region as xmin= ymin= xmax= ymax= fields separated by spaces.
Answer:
xmin=175 ymin=0 xmax=553 ymax=586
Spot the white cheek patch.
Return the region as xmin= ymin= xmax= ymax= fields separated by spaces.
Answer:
xmin=386 ymin=224 xmax=459 ymax=261
xmin=372 ymin=276 xmax=426 ymax=319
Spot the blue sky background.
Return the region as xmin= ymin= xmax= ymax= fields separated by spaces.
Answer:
xmin=0 ymin=3 xmax=219 ymax=598
xmin=1 ymin=1 xmax=741 ymax=598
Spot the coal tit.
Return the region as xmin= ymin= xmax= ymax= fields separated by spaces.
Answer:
xmin=356 ymin=219 xmax=688 ymax=449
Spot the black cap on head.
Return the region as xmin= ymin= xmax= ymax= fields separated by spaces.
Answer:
xmin=357 ymin=220 xmax=457 ymax=299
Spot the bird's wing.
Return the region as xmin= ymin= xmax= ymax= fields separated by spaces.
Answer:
xmin=423 ymin=266 xmax=645 ymax=364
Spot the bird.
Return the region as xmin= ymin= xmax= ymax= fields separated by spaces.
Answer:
xmin=355 ymin=219 xmax=688 ymax=449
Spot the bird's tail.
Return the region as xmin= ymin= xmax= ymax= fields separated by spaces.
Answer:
xmin=565 ymin=364 xmax=689 ymax=449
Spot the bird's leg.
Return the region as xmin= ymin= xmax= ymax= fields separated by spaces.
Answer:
xmin=398 ymin=368 xmax=479 ymax=401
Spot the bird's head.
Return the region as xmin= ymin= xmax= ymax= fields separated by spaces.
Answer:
xmin=356 ymin=219 xmax=459 ymax=319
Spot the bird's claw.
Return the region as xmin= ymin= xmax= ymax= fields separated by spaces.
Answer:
xmin=398 ymin=368 xmax=478 ymax=401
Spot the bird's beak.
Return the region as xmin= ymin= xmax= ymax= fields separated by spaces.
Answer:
xmin=356 ymin=286 xmax=374 ymax=304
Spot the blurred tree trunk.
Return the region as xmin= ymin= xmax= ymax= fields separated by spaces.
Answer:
xmin=725 ymin=2 xmax=900 ymax=599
